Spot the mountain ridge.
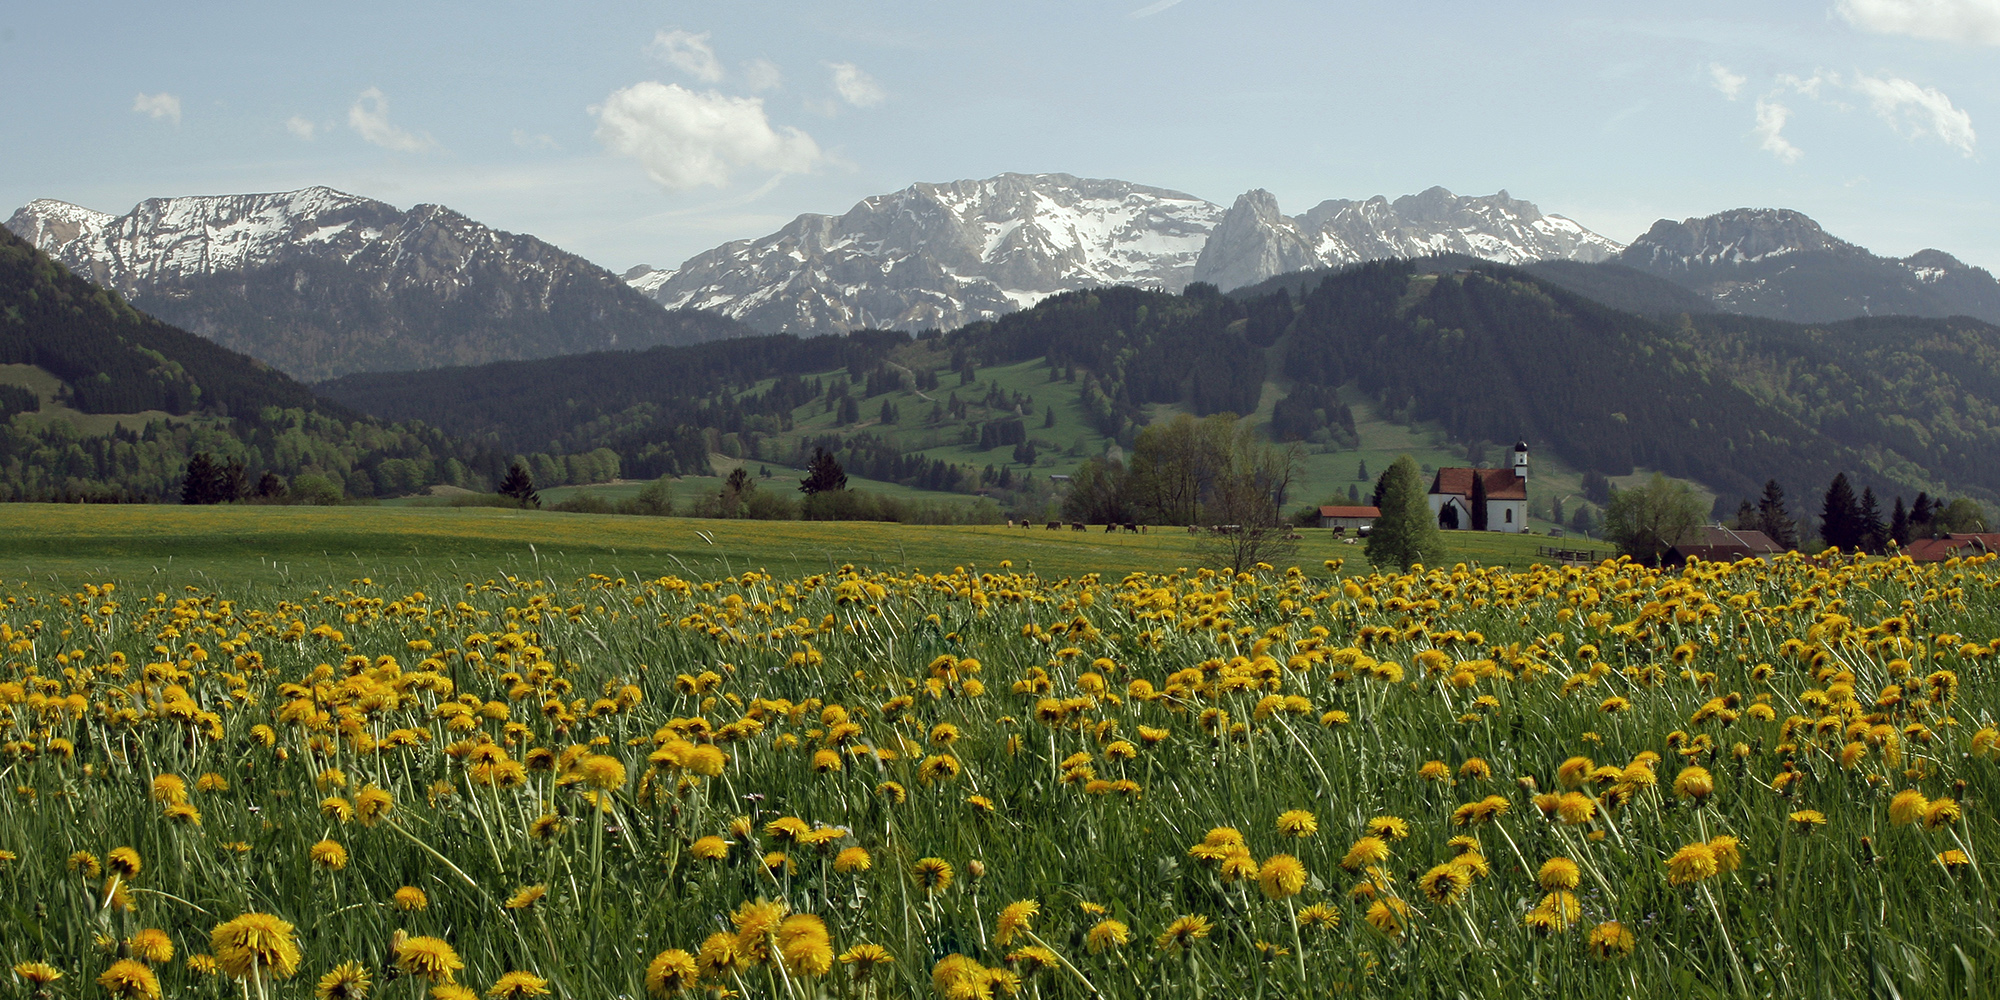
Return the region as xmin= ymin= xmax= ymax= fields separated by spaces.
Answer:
xmin=5 ymin=188 xmax=754 ymax=380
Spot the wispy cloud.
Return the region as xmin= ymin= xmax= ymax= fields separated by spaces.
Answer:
xmin=649 ymin=28 xmax=724 ymax=83
xmin=828 ymin=62 xmax=885 ymax=107
xmin=511 ymin=129 xmax=560 ymax=151
xmin=1838 ymin=0 xmax=2000 ymax=44
xmin=592 ymin=82 xmax=822 ymax=190
xmin=1130 ymin=0 xmax=1186 ymax=17
xmin=1755 ymin=98 xmax=1803 ymax=163
xmin=133 ymin=92 xmax=181 ymax=125
xmin=285 ymin=115 xmax=317 ymax=140
xmin=1708 ymin=63 xmax=1747 ymax=100
xmin=348 ymin=88 xmax=437 ymax=152
xmin=743 ymin=58 xmax=784 ymax=93
xmin=1852 ymin=73 xmax=1977 ymax=154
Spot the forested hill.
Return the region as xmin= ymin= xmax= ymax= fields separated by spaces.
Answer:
xmin=0 ymin=227 xmax=500 ymax=501
xmin=317 ymin=256 xmax=2000 ymax=505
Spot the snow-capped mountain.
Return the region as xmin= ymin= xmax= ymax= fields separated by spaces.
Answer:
xmin=1190 ymin=186 xmax=1623 ymax=291
xmin=6 ymin=188 xmax=747 ymax=379
xmin=627 ymin=175 xmax=1624 ymax=335
xmin=1618 ymin=209 xmax=2000 ymax=324
xmin=625 ymin=173 xmax=1222 ymax=335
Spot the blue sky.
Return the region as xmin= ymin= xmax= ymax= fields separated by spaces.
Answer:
xmin=2 ymin=0 xmax=1994 ymax=273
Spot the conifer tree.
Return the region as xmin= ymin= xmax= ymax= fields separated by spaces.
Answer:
xmin=1820 ymin=473 xmax=1862 ymax=551
xmin=1889 ymin=496 xmax=1910 ymax=547
xmin=498 ymin=462 xmax=539 ymax=508
xmin=1469 ymin=472 xmax=1489 ymax=531
xmin=1911 ymin=492 xmax=1935 ymax=538
xmin=1365 ymin=455 xmax=1444 ymax=570
xmin=1858 ymin=487 xmax=1886 ymax=554
xmin=800 ymin=447 xmax=848 ymax=495
xmin=180 ymin=452 xmax=225 ymax=505
xmin=1757 ymin=479 xmax=1800 ymax=550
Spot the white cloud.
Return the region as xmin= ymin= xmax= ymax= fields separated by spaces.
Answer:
xmin=1709 ymin=63 xmax=1747 ymax=100
xmin=348 ymin=88 xmax=437 ymax=152
xmin=1130 ymin=0 xmax=1186 ymax=16
xmin=828 ymin=62 xmax=885 ymax=107
xmin=1851 ymin=73 xmax=1977 ymax=153
xmin=1778 ymin=70 xmax=1841 ymax=100
xmin=743 ymin=58 xmax=784 ymax=93
xmin=1837 ymin=0 xmax=2000 ymax=44
xmin=1755 ymin=98 xmax=1804 ymax=163
xmin=133 ymin=92 xmax=181 ymax=124
xmin=649 ymin=29 xmax=724 ymax=83
xmin=592 ymin=82 xmax=822 ymax=190
xmin=512 ymin=129 xmax=560 ymax=150
xmin=285 ymin=115 xmax=317 ymax=140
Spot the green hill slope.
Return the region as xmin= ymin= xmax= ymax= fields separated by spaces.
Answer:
xmin=0 ymin=227 xmax=499 ymax=501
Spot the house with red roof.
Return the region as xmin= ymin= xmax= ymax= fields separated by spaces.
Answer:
xmin=1317 ymin=505 xmax=1380 ymax=531
xmin=1902 ymin=534 xmax=2000 ymax=562
xmin=1427 ymin=442 xmax=1529 ymax=533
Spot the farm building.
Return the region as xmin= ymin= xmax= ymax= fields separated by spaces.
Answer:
xmin=1666 ymin=526 xmax=1783 ymax=564
xmin=1317 ymin=505 xmax=1379 ymax=531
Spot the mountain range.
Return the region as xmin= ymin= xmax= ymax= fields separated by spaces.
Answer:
xmin=622 ymin=174 xmax=1625 ymax=335
xmin=5 ymin=188 xmax=749 ymax=380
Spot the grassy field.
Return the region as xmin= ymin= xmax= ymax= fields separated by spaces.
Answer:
xmin=0 ymin=504 xmax=1612 ymax=593
xmin=0 ymin=522 xmax=1990 ymax=999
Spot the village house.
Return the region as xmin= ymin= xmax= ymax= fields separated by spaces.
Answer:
xmin=1902 ymin=533 xmax=2000 ymax=562
xmin=1427 ymin=442 xmax=1529 ymax=533
xmin=1317 ymin=505 xmax=1379 ymax=531
xmin=1666 ymin=526 xmax=1783 ymax=564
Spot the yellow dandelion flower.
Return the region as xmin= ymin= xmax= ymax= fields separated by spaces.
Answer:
xmin=150 ymin=774 xmax=187 ymax=806
xmin=210 ymin=912 xmax=302 ymax=982
xmin=1939 ymin=850 xmax=1971 ymax=874
xmin=912 ymin=857 xmax=954 ymax=893
xmin=1708 ymin=835 xmax=1743 ymax=873
xmin=505 ymin=885 xmax=547 ymax=910
xmin=1538 ymin=857 xmax=1581 ymax=891
xmin=1296 ymin=902 xmax=1340 ymax=929
xmin=310 ymin=839 xmax=349 ymax=871
xmin=1924 ymin=798 xmax=1962 ymax=829
xmin=1365 ymin=816 xmax=1411 ymax=840
xmin=485 ymin=971 xmax=552 ymax=998
xmin=1418 ymin=863 xmax=1472 ymax=905
xmin=1889 ymin=789 xmax=1929 ymax=826
xmin=832 ymin=846 xmax=871 ymax=873
xmin=95 ymin=959 xmax=161 ymax=1000
xmin=393 ymin=887 xmax=429 ymax=911
xmin=1341 ymin=836 xmax=1391 ymax=870
xmin=1259 ymin=854 xmax=1307 ymax=900
xmin=12 ymin=962 xmax=62 ymax=986
xmin=1673 ymin=766 xmax=1714 ymax=801
xmin=395 ymin=936 xmax=464 ymax=984
xmin=644 ymin=949 xmax=699 ymax=996
xmin=127 ymin=928 xmax=173 ymax=964
xmin=837 ymin=943 xmax=894 ymax=981
xmin=1156 ymin=914 xmax=1212 ymax=951
xmin=1555 ymin=792 xmax=1597 ymax=825
xmin=320 ymin=796 xmax=355 ymax=824
xmin=107 ymin=847 xmax=142 ymax=878
xmin=690 ymin=836 xmax=730 ymax=862
xmin=1588 ymin=921 xmax=1637 ymax=959
xmin=1789 ymin=810 xmax=1827 ymax=832
xmin=1276 ymin=809 xmax=1318 ymax=837
xmin=995 ymin=900 xmax=1039 ymax=946
xmin=1666 ymin=842 xmax=1718 ymax=885
xmin=1364 ymin=897 xmax=1410 ymax=939
xmin=316 ymin=960 xmax=372 ymax=1000
xmin=1085 ymin=918 xmax=1130 ymax=953
xmin=355 ymin=787 xmax=394 ymax=826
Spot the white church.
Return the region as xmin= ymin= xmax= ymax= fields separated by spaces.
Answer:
xmin=1427 ymin=442 xmax=1530 ymax=533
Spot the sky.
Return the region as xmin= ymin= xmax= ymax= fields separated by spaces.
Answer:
xmin=2 ymin=0 xmax=1995 ymax=274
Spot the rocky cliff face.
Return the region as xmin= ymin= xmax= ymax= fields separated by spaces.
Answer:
xmin=6 ymin=188 xmax=748 ymax=379
xmin=1188 ymin=186 xmax=1623 ymax=290
xmin=1619 ymin=209 xmax=2000 ymax=324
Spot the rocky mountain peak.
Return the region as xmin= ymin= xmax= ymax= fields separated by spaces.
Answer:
xmin=1624 ymin=208 xmax=1857 ymax=269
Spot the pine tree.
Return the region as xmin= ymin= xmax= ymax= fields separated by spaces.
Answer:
xmin=498 ymin=462 xmax=539 ymax=508
xmin=1733 ymin=499 xmax=1757 ymax=531
xmin=1348 ymin=484 xmax=1360 ymax=504
xmin=1356 ymin=459 xmax=1368 ymax=483
xmin=1469 ymin=472 xmax=1489 ymax=531
xmin=800 ymin=447 xmax=848 ymax=495
xmin=1365 ymin=455 xmax=1444 ymax=570
xmin=1757 ymin=479 xmax=1800 ymax=550
xmin=1858 ymin=487 xmax=1886 ymax=554
xmin=1911 ymin=492 xmax=1935 ymax=538
xmin=1551 ymin=493 xmax=1565 ymax=526
xmin=1889 ymin=496 xmax=1910 ymax=547
xmin=1820 ymin=473 xmax=1862 ymax=552
xmin=1581 ymin=470 xmax=1611 ymax=506
xmin=180 ymin=452 xmax=224 ymax=505
xmin=1044 ymin=405 xmax=1056 ymax=428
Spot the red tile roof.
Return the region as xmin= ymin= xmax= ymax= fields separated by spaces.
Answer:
xmin=1668 ymin=526 xmax=1783 ymax=563
xmin=1903 ymin=534 xmax=2000 ymax=562
xmin=1429 ymin=467 xmax=1526 ymax=501
xmin=1318 ymin=506 xmax=1380 ymax=518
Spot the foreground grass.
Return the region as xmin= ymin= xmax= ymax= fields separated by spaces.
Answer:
xmin=0 ymin=505 xmax=1610 ymax=593
xmin=0 ymin=545 xmax=1993 ymax=999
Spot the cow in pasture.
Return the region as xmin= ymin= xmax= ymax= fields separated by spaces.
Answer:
xmin=1047 ymin=521 xmax=1061 ymax=530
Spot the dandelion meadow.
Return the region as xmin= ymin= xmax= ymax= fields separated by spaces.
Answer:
xmin=1 ymin=547 xmax=1995 ymax=999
